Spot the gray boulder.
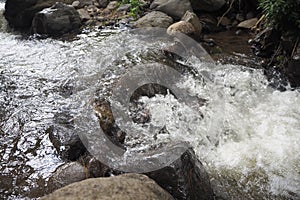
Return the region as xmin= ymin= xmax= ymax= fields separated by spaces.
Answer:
xmin=4 ymin=0 xmax=74 ymax=30
xmin=190 ymin=0 xmax=226 ymax=12
xmin=31 ymin=2 xmax=82 ymax=36
xmin=134 ymin=11 xmax=174 ymax=28
xmin=41 ymin=173 xmax=174 ymax=200
xmin=150 ymin=0 xmax=192 ymax=20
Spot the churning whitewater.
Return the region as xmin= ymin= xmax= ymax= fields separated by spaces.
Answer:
xmin=0 ymin=2 xmax=299 ymax=199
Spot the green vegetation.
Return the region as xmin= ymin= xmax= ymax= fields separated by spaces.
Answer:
xmin=258 ymin=0 xmax=300 ymax=31
xmin=120 ymin=0 xmax=141 ymax=19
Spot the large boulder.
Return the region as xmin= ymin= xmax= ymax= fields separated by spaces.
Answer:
xmin=41 ymin=173 xmax=175 ymax=200
xmin=31 ymin=2 xmax=82 ymax=36
xmin=190 ymin=0 xmax=226 ymax=12
xmin=4 ymin=0 xmax=74 ymax=30
xmin=134 ymin=11 xmax=174 ymax=28
xmin=150 ymin=0 xmax=192 ymax=20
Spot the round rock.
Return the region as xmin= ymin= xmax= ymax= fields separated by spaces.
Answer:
xmin=41 ymin=173 xmax=174 ymax=200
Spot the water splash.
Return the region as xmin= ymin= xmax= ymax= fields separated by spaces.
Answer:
xmin=0 ymin=3 xmax=299 ymax=198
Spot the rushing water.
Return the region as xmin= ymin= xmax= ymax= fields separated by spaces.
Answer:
xmin=0 ymin=2 xmax=299 ymax=199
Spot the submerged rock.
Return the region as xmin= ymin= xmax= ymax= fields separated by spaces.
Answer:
xmin=150 ymin=0 xmax=192 ymax=20
xmin=41 ymin=173 xmax=175 ymax=200
xmin=134 ymin=11 xmax=174 ymax=28
xmin=4 ymin=0 xmax=74 ymax=30
xmin=31 ymin=3 xmax=82 ymax=36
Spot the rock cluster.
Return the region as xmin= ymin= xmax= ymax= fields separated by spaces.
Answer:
xmin=4 ymin=0 xmax=259 ymax=37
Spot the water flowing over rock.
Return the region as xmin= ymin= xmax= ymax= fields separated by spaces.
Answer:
xmin=41 ymin=173 xmax=175 ymax=200
xmin=4 ymin=0 xmax=74 ymax=30
xmin=31 ymin=3 xmax=82 ymax=36
xmin=146 ymin=145 xmax=214 ymax=200
xmin=190 ymin=0 xmax=226 ymax=12
xmin=150 ymin=0 xmax=192 ymax=20
xmin=134 ymin=11 xmax=174 ymax=28
xmin=48 ymin=112 xmax=86 ymax=161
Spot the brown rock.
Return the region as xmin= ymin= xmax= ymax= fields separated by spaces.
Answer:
xmin=167 ymin=21 xmax=196 ymax=36
xmin=41 ymin=173 xmax=174 ymax=200
xmin=181 ymin=10 xmax=202 ymax=37
xmin=237 ymin=18 xmax=258 ymax=29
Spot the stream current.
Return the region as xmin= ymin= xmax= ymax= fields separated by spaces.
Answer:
xmin=0 ymin=2 xmax=299 ymax=199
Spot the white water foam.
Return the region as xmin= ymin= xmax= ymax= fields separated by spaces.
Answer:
xmin=135 ymin=63 xmax=300 ymax=199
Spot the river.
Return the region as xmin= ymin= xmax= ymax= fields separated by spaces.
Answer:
xmin=0 ymin=2 xmax=299 ymax=199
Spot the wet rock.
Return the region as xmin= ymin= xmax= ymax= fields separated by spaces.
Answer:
xmin=84 ymin=101 xmax=214 ymax=200
xmin=190 ymin=0 xmax=226 ymax=12
xmin=167 ymin=21 xmax=196 ymax=37
xmin=41 ymin=173 xmax=175 ymax=200
xmin=134 ymin=11 xmax=174 ymax=28
xmin=31 ymin=2 xmax=82 ymax=36
xmin=237 ymin=18 xmax=257 ymax=29
xmin=150 ymin=0 xmax=192 ymax=20
xmin=145 ymin=145 xmax=214 ymax=200
xmin=93 ymin=100 xmax=126 ymax=147
xmin=181 ymin=10 xmax=202 ymax=38
xmin=250 ymin=27 xmax=281 ymax=57
xmin=4 ymin=0 xmax=74 ymax=30
xmin=46 ymin=162 xmax=87 ymax=193
xmin=48 ymin=111 xmax=86 ymax=161
xmin=81 ymin=155 xmax=113 ymax=178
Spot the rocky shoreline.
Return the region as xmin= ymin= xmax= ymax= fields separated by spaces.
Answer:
xmin=2 ymin=0 xmax=300 ymax=199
